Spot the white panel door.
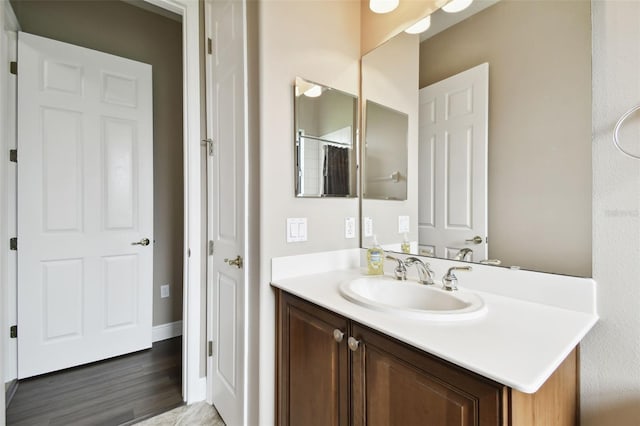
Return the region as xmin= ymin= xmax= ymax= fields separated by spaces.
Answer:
xmin=17 ymin=32 xmax=153 ymax=379
xmin=205 ymin=0 xmax=246 ymax=425
xmin=418 ymin=63 xmax=488 ymax=261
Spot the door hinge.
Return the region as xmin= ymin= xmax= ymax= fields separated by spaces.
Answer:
xmin=207 ymin=38 xmax=213 ymax=55
xmin=9 ymin=237 xmax=17 ymax=251
xmin=201 ymin=138 xmax=214 ymax=156
xmin=10 ymin=325 xmax=17 ymax=338
xmin=9 ymin=61 xmax=16 ymax=75
xmin=9 ymin=149 xmax=17 ymax=163
xmin=208 ymin=340 xmax=214 ymax=357
xmin=208 ymin=240 xmax=214 ymax=255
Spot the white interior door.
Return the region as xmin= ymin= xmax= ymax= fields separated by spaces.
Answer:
xmin=17 ymin=32 xmax=153 ymax=378
xmin=418 ymin=63 xmax=488 ymax=261
xmin=205 ymin=0 xmax=246 ymax=424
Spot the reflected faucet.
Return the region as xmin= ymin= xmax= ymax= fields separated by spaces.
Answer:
xmin=385 ymin=255 xmax=407 ymax=280
xmin=453 ymin=248 xmax=473 ymax=261
xmin=404 ymin=257 xmax=435 ymax=285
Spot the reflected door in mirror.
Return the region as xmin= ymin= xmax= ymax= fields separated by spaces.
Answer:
xmin=418 ymin=63 xmax=488 ymax=261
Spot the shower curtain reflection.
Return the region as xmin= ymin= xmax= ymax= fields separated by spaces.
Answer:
xmin=324 ymin=145 xmax=350 ymax=195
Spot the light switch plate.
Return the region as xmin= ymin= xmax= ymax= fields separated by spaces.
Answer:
xmin=161 ymin=284 xmax=170 ymax=298
xmin=287 ymin=218 xmax=308 ymax=243
xmin=364 ymin=217 xmax=373 ymax=237
xmin=345 ymin=217 xmax=356 ymax=239
xmin=398 ymin=215 xmax=410 ymax=233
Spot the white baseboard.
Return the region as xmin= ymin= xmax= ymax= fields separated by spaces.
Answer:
xmin=152 ymin=320 xmax=183 ymax=342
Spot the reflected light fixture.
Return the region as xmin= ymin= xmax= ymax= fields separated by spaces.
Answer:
xmin=442 ymin=0 xmax=473 ymax=13
xmin=404 ymin=16 xmax=431 ymax=34
xmin=369 ymin=0 xmax=399 ymax=14
xmin=304 ymin=85 xmax=323 ymax=98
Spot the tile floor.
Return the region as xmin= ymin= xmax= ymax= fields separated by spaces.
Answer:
xmin=134 ymin=401 xmax=226 ymax=426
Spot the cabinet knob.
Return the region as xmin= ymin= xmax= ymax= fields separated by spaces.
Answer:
xmin=333 ymin=329 xmax=344 ymax=343
xmin=348 ymin=336 xmax=360 ymax=352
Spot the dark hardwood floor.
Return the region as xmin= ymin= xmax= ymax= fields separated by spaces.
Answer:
xmin=6 ymin=337 xmax=183 ymax=426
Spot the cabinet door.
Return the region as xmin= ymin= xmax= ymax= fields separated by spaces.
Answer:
xmin=277 ymin=291 xmax=350 ymax=426
xmin=351 ymin=324 xmax=506 ymax=426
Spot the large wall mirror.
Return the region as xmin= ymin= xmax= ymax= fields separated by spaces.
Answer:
xmin=361 ymin=0 xmax=592 ymax=277
xmin=294 ymin=77 xmax=358 ymax=198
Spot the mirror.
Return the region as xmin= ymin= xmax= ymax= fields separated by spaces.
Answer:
xmin=361 ymin=0 xmax=592 ymax=277
xmin=294 ymin=77 xmax=358 ymax=198
xmin=363 ymin=100 xmax=408 ymax=200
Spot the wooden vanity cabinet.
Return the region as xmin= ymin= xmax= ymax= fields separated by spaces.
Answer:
xmin=276 ymin=289 xmax=578 ymax=426
xmin=276 ymin=290 xmax=350 ymax=426
xmin=350 ymin=323 xmax=504 ymax=426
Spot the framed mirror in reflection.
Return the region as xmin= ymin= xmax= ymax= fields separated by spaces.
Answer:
xmin=294 ymin=77 xmax=358 ymax=198
xmin=361 ymin=0 xmax=592 ymax=277
xmin=363 ymin=100 xmax=408 ymax=201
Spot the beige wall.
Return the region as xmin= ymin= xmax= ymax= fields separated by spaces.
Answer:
xmin=419 ymin=0 xmax=592 ymax=276
xmin=361 ymin=33 xmax=419 ymax=247
xmin=258 ymin=0 xmax=360 ymax=421
xmin=11 ymin=0 xmax=184 ymax=325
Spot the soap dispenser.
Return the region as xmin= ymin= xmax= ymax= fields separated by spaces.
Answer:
xmin=367 ymin=235 xmax=384 ymax=275
xmin=401 ymin=232 xmax=410 ymax=254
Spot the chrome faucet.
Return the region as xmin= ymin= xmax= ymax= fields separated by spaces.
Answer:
xmin=442 ymin=266 xmax=472 ymax=291
xmin=404 ymin=257 xmax=435 ymax=285
xmin=453 ymin=248 xmax=473 ymax=261
xmin=385 ymin=255 xmax=407 ymax=280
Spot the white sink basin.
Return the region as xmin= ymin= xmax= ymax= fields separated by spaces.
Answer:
xmin=339 ymin=276 xmax=487 ymax=321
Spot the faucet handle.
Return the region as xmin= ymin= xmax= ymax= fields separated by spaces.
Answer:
xmin=385 ymin=255 xmax=407 ymax=280
xmin=442 ymin=266 xmax=472 ymax=291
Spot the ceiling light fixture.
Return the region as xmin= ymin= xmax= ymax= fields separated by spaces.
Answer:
xmin=404 ymin=16 xmax=431 ymax=34
xmin=369 ymin=0 xmax=399 ymax=14
xmin=442 ymin=0 xmax=473 ymax=13
xmin=304 ymin=85 xmax=323 ymax=98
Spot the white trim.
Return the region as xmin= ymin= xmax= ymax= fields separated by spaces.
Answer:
xmin=152 ymin=320 xmax=184 ymax=342
xmin=4 ymin=0 xmax=19 ymax=30
xmin=1 ymin=2 xmax=20 ymax=425
xmin=143 ymin=0 xmax=204 ymax=405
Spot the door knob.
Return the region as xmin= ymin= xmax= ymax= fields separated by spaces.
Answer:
xmin=224 ymin=255 xmax=243 ymax=269
xmin=348 ymin=336 xmax=361 ymax=352
xmin=333 ymin=329 xmax=344 ymax=343
xmin=465 ymin=236 xmax=483 ymax=245
xmin=131 ymin=238 xmax=150 ymax=246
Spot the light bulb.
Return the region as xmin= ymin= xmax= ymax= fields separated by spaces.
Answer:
xmin=404 ymin=16 xmax=431 ymax=34
xmin=442 ymin=0 xmax=473 ymax=13
xmin=369 ymin=0 xmax=399 ymax=14
xmin=304 ymin=85 xmax=322 ymax=98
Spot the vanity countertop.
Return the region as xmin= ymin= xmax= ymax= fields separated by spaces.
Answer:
xmin=271 ymin=267 xmax=598 ymax=394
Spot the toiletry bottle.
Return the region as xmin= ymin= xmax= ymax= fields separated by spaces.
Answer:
xmin=367 ymin=235 xmax=384 ymax=275
xmin=401 ymin=232 xmax=410 ymax=254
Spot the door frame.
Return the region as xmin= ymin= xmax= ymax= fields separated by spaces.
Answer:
xmin=0 ymin=0 xmax=206 ymax=417
xmin=144 ymin=0 xmax=206 ymax=403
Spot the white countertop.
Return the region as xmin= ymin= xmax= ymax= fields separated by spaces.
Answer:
xmin=271 ymin=267 xmax=598 ymax=394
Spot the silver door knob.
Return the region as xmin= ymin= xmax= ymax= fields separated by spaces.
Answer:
xmin=224 ymin=255 xmax=243 ymax=269
xmin=131 ymin=238 xmax=150 ymax=246
xmin=348 ymin=336 xmax=360 ymax=352
xmin=465 ymin=236 xmax=483 ymax=245
xmin=333 ymin=329 xmax=344 ymax=343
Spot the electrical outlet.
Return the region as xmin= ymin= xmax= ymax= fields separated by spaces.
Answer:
xmin=161 ymin=285 xmax=170 ymax=298
xmin=364 ymin=217 xmax=373 ymax=237
xmin=398 ymin=215 xmax=410 ymax=233
xmin=345 ymin=217 xmax=356 ymax=239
